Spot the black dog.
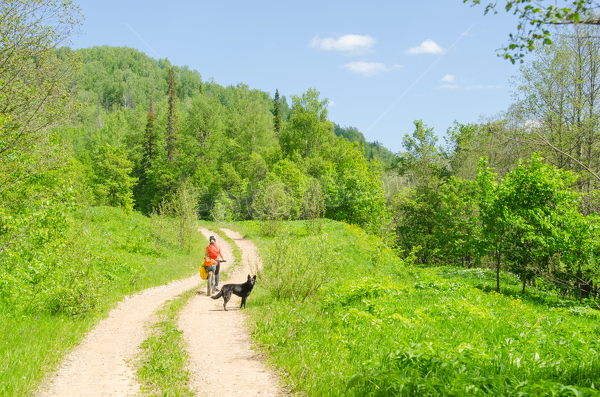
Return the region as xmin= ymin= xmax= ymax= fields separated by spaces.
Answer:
xmin=211 ymin=274 xmax=256 ymax=311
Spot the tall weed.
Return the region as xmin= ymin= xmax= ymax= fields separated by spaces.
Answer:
xmin=261 ymin=230 xmax=341 ymax=303
xmin=152 ymin=179 xmax=199 ymax=253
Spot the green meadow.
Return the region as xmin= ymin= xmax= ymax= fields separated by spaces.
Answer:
xmin=230 ymin=220 xmax=600 ymax=396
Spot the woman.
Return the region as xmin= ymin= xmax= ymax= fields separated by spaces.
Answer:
xmin=205 ymin=235 xmax=225 ymax=291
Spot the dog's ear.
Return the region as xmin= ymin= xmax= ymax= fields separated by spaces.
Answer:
xmin=247 ymin=274 xmax=251 ymax=280
xmin=252 ymin=275 xmax=257 ymax=281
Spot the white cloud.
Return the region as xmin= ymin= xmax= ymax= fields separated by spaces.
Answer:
xmin=329 ymin=100 xmax=336 ymax=107
xmin=524 ymin=119 xmax=542 ymax=130
xmin=310 ymin=34 xmax=376 ymax=54
xmin=342 ymin=62 xmax=402 ymax=77
xmin=436 ymin=84 xmax=503 ymax=90
xmin=440 ymin=74 xmax=456 ymax=83
xmin=406 ymin=39 xmax=445 ymax=55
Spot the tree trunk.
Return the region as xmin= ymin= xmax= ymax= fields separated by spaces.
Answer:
xmin=578 ymin=262 xmax=582 ymax=304
xmin=496 ymin=249 xmax=501 ymax=293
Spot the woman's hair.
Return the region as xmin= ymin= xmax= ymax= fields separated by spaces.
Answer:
xmin=209 ymin=235 xmax=216 ymax=242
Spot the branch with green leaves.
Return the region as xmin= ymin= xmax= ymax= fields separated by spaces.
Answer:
xmin=464 ymin=0 xmax=600 ymax=63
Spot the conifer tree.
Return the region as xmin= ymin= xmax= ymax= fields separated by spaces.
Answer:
xmin=133 ymin=96 xmax=158 ymax=213
xmin=166 ymin=68 xmax=179 ymax=162
xmin=143 ymin=96 xmax=157 ymax=166
xmin=273 ymin=88 xmax=281 ymax=135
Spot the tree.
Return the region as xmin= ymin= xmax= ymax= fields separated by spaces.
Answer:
xmin=464 ymin=0 xmax=600 ymax=63
xmin=280 ymin=88 xmax=333 ymax=158
xmin=391 ymin=120 xmax=450 ymax=263
xmin=0 ymin=0 xmax=83 ymax=264
xmin=477 ymin=157 xmax=508 ymax=291
xmin=511 ymin=27 xmax=600 ymax=202
xmin=93 ymin=144 xmax=138 ymax=211
xmin=271 ymin=159 xmax=309 ymax=219
xmin=165 ymin=68 xmax=179 ymax=162
xmin=497 ymin=154 xmax=579 ymax=294
xmin=323 ymin=139 xmax=391 ymax=237
xmin=395 ymin=120 xmax=451 ymax=188
xmin=392 ymin=186 xmax=442 ymax=263
xmin=303 ymin=178 xmax=326 ymax=235
xmin=0 ymin=0 xmax=83 ymax=195
xmin=444 ymin=115 xmax=534 ymax=182
xmin=436 ymin=176 xmax=481 ymax=267
xmin=181 ymin=95 xmax=223 ymax=157
xmin=252 ymin=179 xmax=293 ymax=236
xmin=145 ymin=158 xmax=181 ymax=212
xmin=554 ymin=210 xmax=600 ymax=302
xmin=166 ymin=179 xmax=199 ymax=252
xmin=143 ymin=96 xmax=158 ymax=165
xmin=134 ymin=96 xmax=159 ymax=213
xmin=273 ymin=88 xmax=281 ymax=135
xmin=224 ymin=84 xmax=275 ymax=155
xmin=211 ymin=192 xmax=241 ymax=222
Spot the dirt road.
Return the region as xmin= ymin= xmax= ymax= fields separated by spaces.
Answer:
xmin=37 ymin=228 xmax=281 ymax=397
xmin=178 ymin=228 xmax=280 ymax=396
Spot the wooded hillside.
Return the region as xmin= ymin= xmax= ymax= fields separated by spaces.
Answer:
xmin=59 ymin=46 xmax=391 ymax=229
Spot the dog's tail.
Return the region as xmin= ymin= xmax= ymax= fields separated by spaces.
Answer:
xmin=211 ymin=290 xmax=223 ymax=299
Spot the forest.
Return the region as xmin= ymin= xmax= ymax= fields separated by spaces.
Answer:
xmin=2 ymin=0 xmax=600 ymax=318
xmin=2 ymin=1 xmax=600 ymax=394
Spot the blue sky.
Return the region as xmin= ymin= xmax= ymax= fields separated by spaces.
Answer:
xmin=70 ymin=0 xmax=522 ymax=153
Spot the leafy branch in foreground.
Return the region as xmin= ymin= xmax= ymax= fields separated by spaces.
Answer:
xmin=464 ymin=0 xmax=600 ymax=63
xmin=0 ymin=0 xmax=83 ymax=264
xmin=0 ymin=0 xmax=83 ymax=168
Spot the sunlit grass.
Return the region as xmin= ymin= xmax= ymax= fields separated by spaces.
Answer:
xmin=136 ymin=288 xmax=197 ymax=397
xmin=230 ymin=220 xmax=600 ymax=396
xmin=0 ymin=313 xmax=93 ymax=396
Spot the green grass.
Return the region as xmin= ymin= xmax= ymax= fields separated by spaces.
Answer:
xmin=228 ymin=220 xmax=600 ymax=396
xmin=136 ymin=288 xmax=198 ymax=397
xmin=0 ymin=313 xmax=94 ymax=396
xmin=435 ymin=267 xmax=600 ymax=314
xmin=0 ymin=206 xmax=204 ymax=396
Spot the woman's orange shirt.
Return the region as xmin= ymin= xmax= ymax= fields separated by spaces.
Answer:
xmin=207 ymin=244 xmax=220 ymax=259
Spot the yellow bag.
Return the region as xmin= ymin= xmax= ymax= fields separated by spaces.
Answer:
xmin=199 ymin=265 xmax=208 ymax=280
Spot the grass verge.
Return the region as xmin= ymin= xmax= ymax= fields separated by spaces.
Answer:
xmin=136 ymin=288 xmax=198 ymax=397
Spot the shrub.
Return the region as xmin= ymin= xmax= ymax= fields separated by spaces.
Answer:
xmin=211 ymin=192 xmax=241 ymax=222
xmin=260 ymin=231 xmax=341 ymax=303
xmin=252 ymin=180 xmax=292 ymax=236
